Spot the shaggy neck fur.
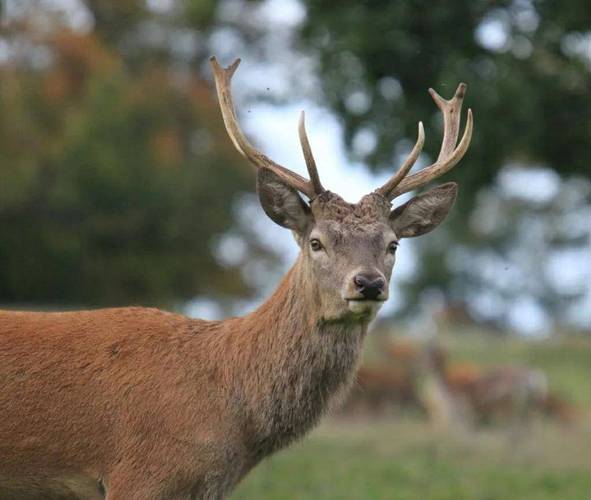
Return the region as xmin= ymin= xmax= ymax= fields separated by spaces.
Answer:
xmin=228 ymin=253 xmax=368 ymax=462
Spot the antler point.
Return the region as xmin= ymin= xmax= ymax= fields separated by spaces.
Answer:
xmin=455 ymin=82 xmax=467 ymax=99
xmin=210 ymin=56 xmax=241 ymax=76
xmin=417 ymin=122 xmax=425 ymax=144
xmin=428 ymin=87 xmax=445 ymax=107
xmin=227 ymin=58 xmax=241 ymax=76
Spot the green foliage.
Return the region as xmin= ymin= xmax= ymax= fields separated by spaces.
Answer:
xmin=299 ymin=1 xmax=591 ymax=191
xmin=184 ymin=0 xmax=218 ymax=30
xmin=0 ymin=24 xmax=254 ymax=306
xmin=85 ymin=0 xmax=148 ymax=43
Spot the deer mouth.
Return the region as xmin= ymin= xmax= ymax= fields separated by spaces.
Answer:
xmin=345 ymin=298 xmax=387 ymax=316
xmin=346 ymin=298 xmax=387 ymax=302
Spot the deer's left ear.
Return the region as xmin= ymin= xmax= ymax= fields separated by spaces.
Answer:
xmin=389 ymin=182 xmax=458 ymax=238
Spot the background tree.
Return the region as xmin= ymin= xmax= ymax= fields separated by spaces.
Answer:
xmin=0 ymin=1 xmax=263 ymax=307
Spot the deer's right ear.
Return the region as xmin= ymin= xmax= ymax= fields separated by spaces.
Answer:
xmin=257 ymin=168 xmax=312 ymax=234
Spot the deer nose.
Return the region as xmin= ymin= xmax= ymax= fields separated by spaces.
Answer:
xmin=353 ymin=274 xmax=385 ymax=300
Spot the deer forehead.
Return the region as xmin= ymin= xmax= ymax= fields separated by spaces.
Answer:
xmin=309 ymin=191 xmax=393 ymax=249
xmin=310 ymin=192 xmax=391 ymax=226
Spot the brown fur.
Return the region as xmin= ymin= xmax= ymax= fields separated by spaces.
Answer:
xmin=0 ymin=159 xmax=460 ymax=498
xmin=0 ymin=255 xmax=369 ymax=499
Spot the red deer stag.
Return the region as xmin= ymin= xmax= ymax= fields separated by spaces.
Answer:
xmin=0 ymin=57 xmax=472 ymax=499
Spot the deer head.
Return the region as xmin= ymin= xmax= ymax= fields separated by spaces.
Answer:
xmin=210 ymin=57 xmax=472 ymax=323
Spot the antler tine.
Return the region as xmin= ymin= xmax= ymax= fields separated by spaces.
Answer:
xmin=430 ymin=82 xmax=466 ymax=161
xmin=390 ymin=108 xmax=472 ymax=198
xmin=209 ymin=56 xmax=319 ymax=199
xmin=377 ymin=82 xmax=473 ymax=201
xmin=375 ymin=121 xmax=425 ymax=198
xmin=298 ymin=111 xmax=325 ymax=194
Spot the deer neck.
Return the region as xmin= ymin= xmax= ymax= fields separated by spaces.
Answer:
xmin=234 ymin=254 xmax=368 ymax=459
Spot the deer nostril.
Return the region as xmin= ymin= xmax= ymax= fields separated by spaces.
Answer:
xmin=353 ymin=275 xmax=367 ymax=290
xmin=373 ymin=277 xmax=385 ymax=290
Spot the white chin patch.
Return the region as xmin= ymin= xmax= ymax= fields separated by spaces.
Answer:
xmin=347 ymin=300 xmax=383 ymax=316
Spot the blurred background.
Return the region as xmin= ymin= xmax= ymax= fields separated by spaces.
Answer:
xmin=2 ymin=0 xmax=591 ymax=498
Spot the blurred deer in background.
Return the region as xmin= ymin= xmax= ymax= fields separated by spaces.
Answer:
xmin=342 ymin=339 xmax=419 ymax=415
xmin=417 ymin=342 xmax=550 ymax=435
xmin=343 ymin=364 xmax=417 ymax=415
xmin=414 ymin=342 xmax=473 ymax=432
xmin=0 ymin=57 xmax=472 ymax=499
xmin=346 ymin=337 xmax=577 ymax=429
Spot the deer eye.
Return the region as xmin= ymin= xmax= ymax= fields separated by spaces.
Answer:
xmin=310 ymin=239 xmax=323 ymax=252
xmin=387 ymin=241 xmax=399 ymax=254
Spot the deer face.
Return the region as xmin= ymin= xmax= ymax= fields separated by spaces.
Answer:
xmin=210 ymin=57 xmax=472 ymax=322
xmin=257 ymin=168 xmax=458 ymax=321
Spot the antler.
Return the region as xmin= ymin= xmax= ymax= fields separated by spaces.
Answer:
xmin=376 ymin=83 xmax=473 ymax=200
xmin=209 ymin=57 xmax=325 ymax=199
xmin=298 ymin=111 xmax=325 ymax=194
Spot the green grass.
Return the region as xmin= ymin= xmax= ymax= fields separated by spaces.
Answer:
xmin=231 ymin=332 xmax=591 ymax=499
xmin=232 ymin=419 xmax=591 ymax=500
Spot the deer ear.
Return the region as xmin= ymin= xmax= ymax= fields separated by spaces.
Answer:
xmin=389 ymin=182 xmax=458 ymax=238
xmin=257 ymin=168 xmax=312 ymax=233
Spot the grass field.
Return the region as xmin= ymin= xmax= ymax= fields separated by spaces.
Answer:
xmin=231 ymin=330 xmax=591 ymax=499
